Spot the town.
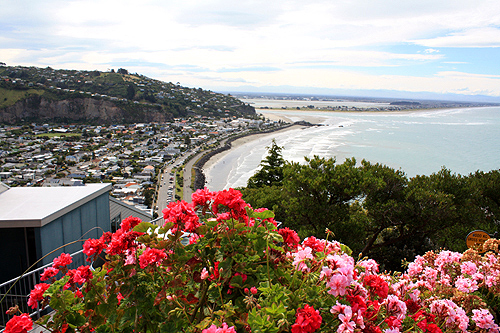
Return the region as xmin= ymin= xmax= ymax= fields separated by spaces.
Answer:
xmin=0 ymin=115 xmax=285 ymax=219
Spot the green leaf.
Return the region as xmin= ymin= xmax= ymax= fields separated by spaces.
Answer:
xmin=340 ymin=243 xmax=353 ymax=255
xmin=66 ymin=313 xmax=86 ymax=328
xmin=133 ymin=221 xmax=155 ymax=233
xmin=251 ymin=209 xmax=275 ymax=220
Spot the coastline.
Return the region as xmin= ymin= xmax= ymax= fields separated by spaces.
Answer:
xmin=202 ymin=124 xmax=304 ymax=172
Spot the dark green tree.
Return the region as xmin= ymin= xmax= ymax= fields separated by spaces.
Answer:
xmin=126 ymin=84 xmax=136 ymax=100
xmin=282 ymin=157 xmax=364 ymax=241
xmin=247 ymin=139 xmax=285 ymax=188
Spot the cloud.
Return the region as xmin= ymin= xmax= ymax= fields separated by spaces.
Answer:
xmin=1 ymin=0 xmax=500 ymax=97
xmin=412 ymin=27 xmax=500 ymax=48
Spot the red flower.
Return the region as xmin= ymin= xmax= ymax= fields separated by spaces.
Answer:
xmin=412 ymin=310 xmax=442 ymax=333
xmin=212 ymin=188 xmax=249 ymax=222
xmin=362 ymin=323 xmax=383 ymax=333
xmin=120 ymin=216 xmax=142 ymax=232
xmin=405 ymin=298 xmax=421 ymax=314
xmin=209 ymin=262 xmax=220 ymax=281
xmin=162 ymin=200 xmax=200 ymax=233
xmin=27 ymin=283 xmax=50 ymax=309
xmin=302 ymin=236 xmax=325 ymax=252
xmin=363 ymin=275 xmax=389 ymax=300
xmin=364 ymin=300 xmax=381 ymax=321
xmin=83 ymin=238 xmax=106 ymax=260
xmin=52 ymin=253 xmax=72 ymax=269
xmin=229 ymin=272 xmax=248 ymax=288
xmin=4 ymin=313 xmax=33 ymax=333
xmin=384 ymin=316 xmax=402 ymax=329
xmin=73 ymin=265 xmax=93 ymax=284
xmin=291 ymin=304 xmax=322 ymax=333
xmin=346 ymin=293 xmax=367 ymax=314
xmin=139 ymin=247 xmax=167 ymax=269
xmin=192 ymin=187 xmax=214 ymax=209
xmin=40 ymin=267 xmax=59 ymax=281
xmin=278 ymin=228 xmax=300 ymax=250
xmin=106 ymin=229 xmax=142 ymax=255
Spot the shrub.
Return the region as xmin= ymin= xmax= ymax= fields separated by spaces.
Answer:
xmin=4 ymin=188 xmax=500 ymax=333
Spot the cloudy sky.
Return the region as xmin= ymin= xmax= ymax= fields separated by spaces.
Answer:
xmin=1 ymin=0 xmax=500 ymax=99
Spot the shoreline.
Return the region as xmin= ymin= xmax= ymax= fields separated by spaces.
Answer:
xmin=202 ymin=124 xmax=304 ymax=172
xmin=196 ymin=110 xmax=326 ymax=189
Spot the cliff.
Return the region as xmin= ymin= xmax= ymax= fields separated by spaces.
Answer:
xmin=0 ymin=96 xmax=173 ymax=124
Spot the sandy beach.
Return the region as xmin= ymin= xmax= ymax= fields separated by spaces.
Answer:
xmin=202 ymin=123 xmax=304 ymax=171
xmin=202 ymin=110 xmax=331 ymax=189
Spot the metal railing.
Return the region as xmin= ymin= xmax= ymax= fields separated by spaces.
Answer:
xmin=0 ymin=250 xmax=87 ymax=331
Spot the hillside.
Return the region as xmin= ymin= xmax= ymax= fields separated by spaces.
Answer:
xmin=0 ymin=65 xmax=256 ymax=124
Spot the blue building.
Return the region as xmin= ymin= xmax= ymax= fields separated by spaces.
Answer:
xmin=0 ymin=183 xmax=112 ymax=283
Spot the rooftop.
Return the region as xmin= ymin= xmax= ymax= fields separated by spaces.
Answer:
xmin=0 ymin=183 xmax=112 ymax=228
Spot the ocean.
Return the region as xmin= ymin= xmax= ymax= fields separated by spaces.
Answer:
xmin=204 ymin=106 xmax=500 ymax=191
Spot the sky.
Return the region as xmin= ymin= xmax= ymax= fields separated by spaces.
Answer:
xmin=1 ymin=0 xmax=500 ymax=100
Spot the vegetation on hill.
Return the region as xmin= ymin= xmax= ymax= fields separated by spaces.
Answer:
xmin=0 ymin=64 xmax=256 ymax=124
xmin=240 ymin=143 xmax=500 ymax=271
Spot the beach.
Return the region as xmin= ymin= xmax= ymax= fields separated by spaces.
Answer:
xmin=202 ymin=123 xmax=303 ymax=174
xmin=202 ymin=110 xmax=327 ymax=190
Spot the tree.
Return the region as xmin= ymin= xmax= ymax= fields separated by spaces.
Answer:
xmin=247 ymin=139 xmax=285 ymax=188
xmin=282 ymin=157 xmax=364 ymax=241
xmin=126 ymin=84 xmax=136 ymax=100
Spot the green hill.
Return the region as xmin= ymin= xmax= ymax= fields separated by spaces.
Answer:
xmin=0 ymin=65 xmax=256 ymax=124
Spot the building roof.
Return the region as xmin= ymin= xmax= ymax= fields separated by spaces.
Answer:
xmin=0 ymin=183 xmax=112 ymax=228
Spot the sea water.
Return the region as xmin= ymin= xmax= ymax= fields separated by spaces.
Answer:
xmin=204 ymin=107 xmax=500 ymax=191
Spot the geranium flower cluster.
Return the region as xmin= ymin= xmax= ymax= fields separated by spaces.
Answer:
xmin=4 ymin=188 xmax=499 ymax=333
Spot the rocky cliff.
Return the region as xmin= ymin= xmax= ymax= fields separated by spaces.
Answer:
xmin=0 ymin=96 xmax=174 ymax=124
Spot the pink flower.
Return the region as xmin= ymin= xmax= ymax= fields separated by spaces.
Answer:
xmin=455 ymin=276 xmax=478 ymax=293
xmin=472 ymin=309 xmax=499 ymax=331
xmin=460 ymin=261 xmax=477 ymax=276
xmin=337 ymin=306 xmax=356 ymax=333
xmin=357 ymin=259 xmax=379 ymax=275
xmin=124 ymin=248 xmax=137 ymax=265
xmin=4 ymin=313 xmax=33 ymax=333
xmin=250 ymin=287 xmax=258 ymax=294
xmin=139 ymin=247 xmax=167 ymax=269
xmin=52 ymin=253 xmax=72 ymax=269
xmin=202 ymin=322 xmax=237 ymax=333
xmin=40 ymin=267 xmax=59 ymax=281
xmin=327 ymin=273 xmax=350 ymax=297
xmin=384 ymin=295 xmax=407 ymax=321
xmin=383 ymin=329 xmax=400 ymax=333
xmin=201 ymin=267 xmax=209 ymax=280
xmin=292 ymin=247 xmax=314 ymax=272
xmin=430 ymin=299 xmax=469 ymax=332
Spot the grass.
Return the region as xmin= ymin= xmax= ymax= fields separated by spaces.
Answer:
xmin=35 ymin=133 xmax=81 ymax=138
xmin=0 ymin=87 xmax=44 ymax=108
